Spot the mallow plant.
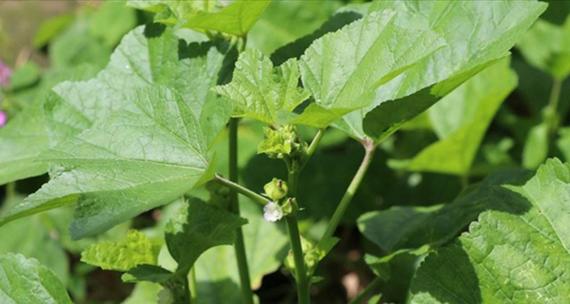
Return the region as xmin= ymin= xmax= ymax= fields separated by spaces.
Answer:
xmin=3 ymin=0 xmax=570 ymax=303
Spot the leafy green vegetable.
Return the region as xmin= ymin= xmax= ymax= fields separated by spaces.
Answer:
xmin=518 ymin=16 xmax=570 ymax=80
xmin=165 ymin=198 xmax=246 ymax=273
xmin=409 ymin=158 xmax=570 ymax=303
xmin=215 ymin=49 xmax=309 ymax=124
xmin=389 ymin=58 xmax=517 ymax=175
xmin=0 ymin=253 xmax=72 ymax=304
xmin=81 ymin=230 xmax=157 ymax=271
xmin=128 ymin=0 xmax=270 ymax=36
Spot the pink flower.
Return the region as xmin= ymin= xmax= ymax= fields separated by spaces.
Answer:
xmin=0 ymin=61 xmax=11 ymax=87
xmin=0 ymin=111 xmax=6 ymax=127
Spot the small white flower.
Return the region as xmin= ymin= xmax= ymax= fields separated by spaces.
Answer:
xmin=263 ymin=202 xmax=283 ymax=222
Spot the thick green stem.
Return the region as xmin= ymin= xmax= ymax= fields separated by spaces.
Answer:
xmin=285 ymin=169 xmax=311 ymax=304
xmin=228 ymin=118 xmax=254 ymax=304
xmin=349 ymin=277 xmax=382 ymax=304
xmin=320 ymin=139 xmax=376 ymax=244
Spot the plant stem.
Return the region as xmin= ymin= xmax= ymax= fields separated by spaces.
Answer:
xmin=189 ymin=267 xmax=198 ymax=303
xmin=320 ymin=139 xmax=376 ymax=244
xmin=286 ymin=169 xmax=310 ymax=304
xmin=306 ymin=129 xmax=325 ymax=161
xmin=228 ymin=117 xmax=254 ymax=304
xmin=546 ymin=78 xmax=563 ymax=134
xmin=214 ymin=174 xmax=270 ymax=206
xmin=349 ymin=277 xmax=382 ymax=304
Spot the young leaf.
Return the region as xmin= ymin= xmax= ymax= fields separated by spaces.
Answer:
xmin=215 ymin=49 xmax=309 ymax=125
xmin=128 ymin=0 xmax=270 ymax=36
xmin=409 ymin=159 xmax=570 ymax=303
xmin=81 ymin=230 xmax=157 ymax=271
xmin=335 ymin=0 xmax=546 ymax=141
xmin=165 ymin=198 xmax=247 ymax=274
xmin=293 ymin=9 xmax=445 ymax=128
xmin=517 ymin=16 xmax=570 ymax=80
xmin=0 ymin=253 xmax=72 ymax=304
xmin=388 ymin=58 xmax=517 ymax=175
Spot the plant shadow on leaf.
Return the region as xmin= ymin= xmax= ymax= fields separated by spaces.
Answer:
xmin=270 ymin=11 xmax=363 ymax=66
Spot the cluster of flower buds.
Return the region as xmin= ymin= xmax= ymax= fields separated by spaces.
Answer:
xmin=258 ymin=125 xmax=307 ymax=160
xmin=262 ymin=178 xmax=296 ymax=222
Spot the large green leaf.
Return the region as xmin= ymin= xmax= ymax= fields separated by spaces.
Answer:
xmin=389 ymin=58 xmax=517 ymax=175
xmin=215 ymin=48 xmax=309 ymax=124
xmin=518 ymin=16 xmax=570 ymax=80
xmin=194 ymin=199 xmax=288 ymax=302
xmin=0 ymin=26 xmax=233 ymax=238
xmin=0 ymin=253 xmax=72 ymax=304
xmin=330 ymin=0 xmax=546 ymax=141
xmin=128 ymin=0 xmax=269 ymax=36
xmin=293 ymin=9 xmax=445 ymax=128
xmin=165 ymin=198 xmax=246 ymax=274
xmin=409 ymin=158 xmax=570 ymax=303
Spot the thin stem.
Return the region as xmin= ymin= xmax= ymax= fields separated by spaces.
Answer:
xmin=306 ymin=129 xmax=325 ymax=160
xmin=546 ymin=78 xmax=563 ymax=134
xmin=285 ymin=169 xmax=311 ymax=304
xmin=349 ymin=277 xmax=382 ymax=304
xmin=320 ymin=139 xmax=376 ymax=244
xmin=228 ymin=117 xmax=254 ymax=304
xmin=214 ymin=174 xmax=270 ymax=206
xmin=189 ymin=267 xmax=198 ymax=303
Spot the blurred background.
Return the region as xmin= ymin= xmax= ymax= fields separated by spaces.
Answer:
xmin=1 ymin=0 xmax=569 ymax=303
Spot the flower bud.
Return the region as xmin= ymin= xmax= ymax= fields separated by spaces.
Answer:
xmin=263 ymin=178 xmax=288 ymax=201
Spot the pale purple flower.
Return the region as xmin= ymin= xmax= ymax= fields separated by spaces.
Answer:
xmin=263 ymin=202 xmax=284 ymax=222
xmin=0 ymin=111 xmax=6 ymax=127
xmin=0 ymin=61 xmax=11 ymax=87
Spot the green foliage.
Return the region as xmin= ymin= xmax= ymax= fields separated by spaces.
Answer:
xmin=215 ymin=49 xmax=309 ymax=124
xmin=518 ymin=16 xmax=570 ymax=80
xmin=81 ymin=230 xmax=157 ymax=271
xmin=165 ymin=198 xmax=246 ymax=273
xmin=0 ymin=253 xmax=72 ymax=304
xmin=409 ymin=159 xmax=570 ymax=303
xmin=128 ymin=0 xmax=270 ymax=36
xmin=389 ymin=58 xmax=517 ymax=175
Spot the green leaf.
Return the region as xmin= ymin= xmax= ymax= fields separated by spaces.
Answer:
xmin=128 ymin=0 xmax=270 ymax=36
xmin=523 ymin=123 xmax=549 ymax=169
xmin=389 ymin=58 xmax=517 ymax=175
xmin=336 ymin=0 xmax=545 ymax=141
xmin=293 ymin=9 xmax=445 ymax=128
xmin=215 ymin=49 xmax=309 ymax=124
xmin=81 ymin=230 xmax=158 ymax=271
xmin=122 ymin=282 xmax=162 ymax=304
xmin=165 ymin=198 xmax=246 ymax=273
xmin=0 ymin=253 xmax=72 ymax=304
xmin=0 ymin=26 xmax=233 ymax=238
xmin=409 ymin=158 xmax=570 ymax=303
xmin=0 ymin=104 xmax=48 ymax=185
xmin=248 ymin=0 xmax=342 ymax=55
xmin=89 ymin=0 xmax=137 ymax=48
xmin=358 ymin=169 xmax=532 ymax=254
xmin=517 ymin=16 xmax=570 ymax=80
xmin=194 ymin=198 xmax=288 ymax=302
xmin=33 ymin=13 xmax=74 ymax=48
xmin=557 ymin=127 xmax=570 ymax=161
xmin=0 ymin=196 xmax=69 ymax=285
